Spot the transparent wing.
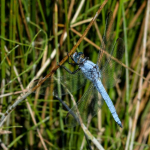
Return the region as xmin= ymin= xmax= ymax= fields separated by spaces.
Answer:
xmin=65 ymin=84 xmax=103 ymax=127
xmin=31 ymin=70 xmax=87 ymax=96
xmin=100 ymin=38 xmax=125 ymax=87
xmin=97 ymin=12 xmax=125 ymax=88
xmin=97 ymin=11 xmax=115 ymax=67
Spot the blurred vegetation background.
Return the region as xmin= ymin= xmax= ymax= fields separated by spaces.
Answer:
xmin=0 ymin=0 xmax=150 ymax=149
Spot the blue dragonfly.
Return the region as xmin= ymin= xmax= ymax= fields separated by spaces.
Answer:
xmin=33 ymin=12 xmax=125 ymax=128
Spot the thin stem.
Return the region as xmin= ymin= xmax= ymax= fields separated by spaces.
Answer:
xmin=130 ymin=1 xmax=150 ymax=149
xmin=122 ymin=0 xmax=129 ymax=127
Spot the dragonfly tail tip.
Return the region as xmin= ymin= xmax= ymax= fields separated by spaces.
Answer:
xmin=118 ymin=123 xmax=123 ymax=128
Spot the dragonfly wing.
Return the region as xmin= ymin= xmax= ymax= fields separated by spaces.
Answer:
xmin=31 ymin=70 xmax=87 ymax=96
xmin=97 ymin=12 xmax=125 ymax=88
xmin=65 ymin=83 xmax=104 ymax=127
xmin=101 ymin=38 xmax=125 ymax=88
xmin=97 ymin=11 xmax=115 ymax=68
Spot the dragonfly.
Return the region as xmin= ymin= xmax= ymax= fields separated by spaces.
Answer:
xmin=32 ymin=12 xmax=125 ymax=128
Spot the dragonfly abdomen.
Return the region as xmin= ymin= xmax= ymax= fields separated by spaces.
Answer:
xmin=94 ymin=79 xmax=123 ymax=128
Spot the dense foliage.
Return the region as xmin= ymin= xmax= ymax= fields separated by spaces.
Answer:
xmin=0 ymin=0 xmax=150 ymax=149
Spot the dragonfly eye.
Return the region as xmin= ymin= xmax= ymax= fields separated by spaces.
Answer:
xmin=80 ymin=54 xmax=85 ymax=59
xmin=78 ymin=52 xmax=83 ymax=55
xmin=78 ymin=52 xmax=84 ymax=58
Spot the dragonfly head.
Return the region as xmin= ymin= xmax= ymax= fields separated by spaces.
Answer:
xmin=73 ymin=52 xmax=85 ymax=64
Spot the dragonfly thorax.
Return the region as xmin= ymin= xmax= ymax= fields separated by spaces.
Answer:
xmin=73 ymin=52 xmax=101 ymax=81
xmin=80 ymin=60 xmax=101 ymax=81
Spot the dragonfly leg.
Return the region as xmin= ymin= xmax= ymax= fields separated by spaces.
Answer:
xmin=60 ymin=65 xmax=80 ymax=74
xmin=57 ymin=57 xmax=80 ymax=74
